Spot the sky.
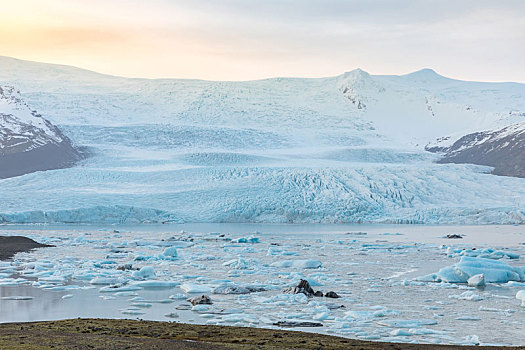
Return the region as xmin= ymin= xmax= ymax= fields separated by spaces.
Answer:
xmin=0 ymin=0 xmax=524 ymax=82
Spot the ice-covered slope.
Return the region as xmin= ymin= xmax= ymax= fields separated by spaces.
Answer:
xmin=0 ymin=85 xmax=83 ymax=179
xmin=0 ymin=56 xmax=524 ymax=224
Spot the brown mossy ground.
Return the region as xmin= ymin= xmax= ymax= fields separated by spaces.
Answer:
xmin=0 ymin=319 xmax=523 ymax=350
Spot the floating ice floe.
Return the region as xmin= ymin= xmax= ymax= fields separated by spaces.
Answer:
xmin=222 ymin=257 xmax=258 ymax=270
xmin=231 ymin=236 xmax=259 ymax=244
xmin=267 ymin=246 xmax=299 ymax=256
xmin=444 ymin=247 xmax=519 ymax=260
xmin=0 ymin=278 xmax=26 ymax=286
xmin=132 ymin=280 xmax=180 ymax=289
xmin=1 ymin=296 xmax=33 ymax=300
xmin=418 ymin=256 xmax=525 ymax=283
xmin=192 ymin=304 xmax=211 ymax=312
xmin=222 ymin=313 xmax=258 ymax=323
xmin=121 ymin=309 xmax=145 ymax=315
xmin=377 ymin=319 xmax=438 ymax=328
xmin=467 ymin=274 xmax=486 ymax=287
xmin=90 ymin=276 xmax=126 ymax=285
xmin=271 ymin=259 xmax=322 ymax=269
xmin=159 ymin=246 xmax=178 ymax=259
xmin=456 ymin=316 xmax=481 ymax=321
xmin=99 ymin=284 xmax=142 ymax=293
xmin=256 ymin=293 xmax=309 ymax=305
xmin=180 ymin=283 xmax=212 ymax=294
xmin=449 ymin=291 xmax=484 ymax=301
xmin=132 ymin=266 xmax=156 ymax=279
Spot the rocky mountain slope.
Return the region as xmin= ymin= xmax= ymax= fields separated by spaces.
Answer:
xmin=0 ymin=85 xmax=82 ymax=179
xmin=426 ymin=122 xmax=525 ymax=178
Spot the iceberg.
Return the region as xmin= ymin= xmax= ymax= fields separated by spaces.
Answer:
xmin=419 ymin=257 xmax=525 ymax=283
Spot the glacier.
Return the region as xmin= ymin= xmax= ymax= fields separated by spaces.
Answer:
xmin=0 ymin=56 xmax=524 ymax=224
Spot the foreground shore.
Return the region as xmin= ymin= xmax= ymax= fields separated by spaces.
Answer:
xmin=0 ymin=318 xmax=522 ymax=350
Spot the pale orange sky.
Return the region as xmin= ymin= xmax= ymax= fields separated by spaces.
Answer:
xmin=1 ymin=0 xmax=524 ymax=82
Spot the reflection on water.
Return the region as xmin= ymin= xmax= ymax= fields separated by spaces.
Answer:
xmin=0 ymin=284 xmax=185 ymax=323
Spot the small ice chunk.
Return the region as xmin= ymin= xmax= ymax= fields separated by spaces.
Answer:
xmin=464 ymin=335 xmax=480 ymax=345
xmin=390 ymin=329 xmax=412 ymax=336
xmin=181 ymin=283 xmax=212 ymax=294
xmin=271 ymin=259 xmax=322 ymax=269
xmin=191 ymin=304 xmax=210 ymax=312
xmin=1 ymin=296 xmax=33 ymax=300
xmin=121 ymin=309 xmax=145 ymax=315
xmin=99 ymin=285 xmax=142 ymax=293
xmin=131 ymin=302 xmax=152 ymax=308
xmin=456 ymin=316 xmax=481 ymax=321
xmin=313 ymin=312 xmax=330 ymax=321
xmin=516 ymin=290 xmax=525 ymax=307
xmin=115 ymin=291 xmax=138 ymax=297
xmin=162 ymin=247 xmax=178 ymax=258
xmin=449 ymin=291 xmax=483 ymax=301
xmin=89 ymin=276 xmax=125 ymax=285
xmin=169 ymin=293 xmax=187 ymax=300
xmin=231 ymin=236 xmax=259 ymax=243
xmin=133 ymin=280 xmax=179 ymax=288
xmin=467 ymin=274 xmax=486 ymax=287
xmin=378 ymin=319 xmax=438 ymax=328
xmin=132 ymin=266 xmax=156 ymax=279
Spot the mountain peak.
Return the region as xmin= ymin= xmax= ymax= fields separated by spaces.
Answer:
xmin=404 ymin=68 xmax=446 ymax=80
xmin=342 ymin=68 xmax=370 ymax=78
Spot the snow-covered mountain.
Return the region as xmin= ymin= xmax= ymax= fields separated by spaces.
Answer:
xmin=0 ymin=56 xmax=524 ymax=224
xmin=427 ymin=122 xmax=525 ymax=178
xmin=0 ymin=85 xmax=82 ymax=179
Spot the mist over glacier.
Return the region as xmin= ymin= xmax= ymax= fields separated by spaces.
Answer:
xmin=0 ymin=56 xmax=524 ymax=224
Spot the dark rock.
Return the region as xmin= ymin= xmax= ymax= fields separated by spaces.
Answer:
xmin=283 ymin=279 xmax=315 ymax=297
xmin=175 ymin=304 xmax=192 ymax=310
xmin=212 ymin=285 xmax=250 ymax=295
xmin=325 ymin=291 xmax=340 ymax=298
xmin=246 ymin=285 xmax=267 ymax=293
xmin=273 ymin=321 xmax=323 ymax=328
xmin=325 ymin=303 xmax=345 ymax=310
xmin=188 ymin=294 xmax=212 ymax=306
xmin=116 ymin=264 xmax=134 ymax=271
xmin=446 ymin=234 xmax=463 ymax=239
xmin=212 ymin=284 xmax=267 ymax=295
xmin=314 ymin=291 xmax=323 ymax=297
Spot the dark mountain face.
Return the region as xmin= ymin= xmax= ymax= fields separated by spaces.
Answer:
xmin=0 ymin=86 xmax=84 ymax=179
xmin=426 ymin=123 xmax=525 ymax=178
